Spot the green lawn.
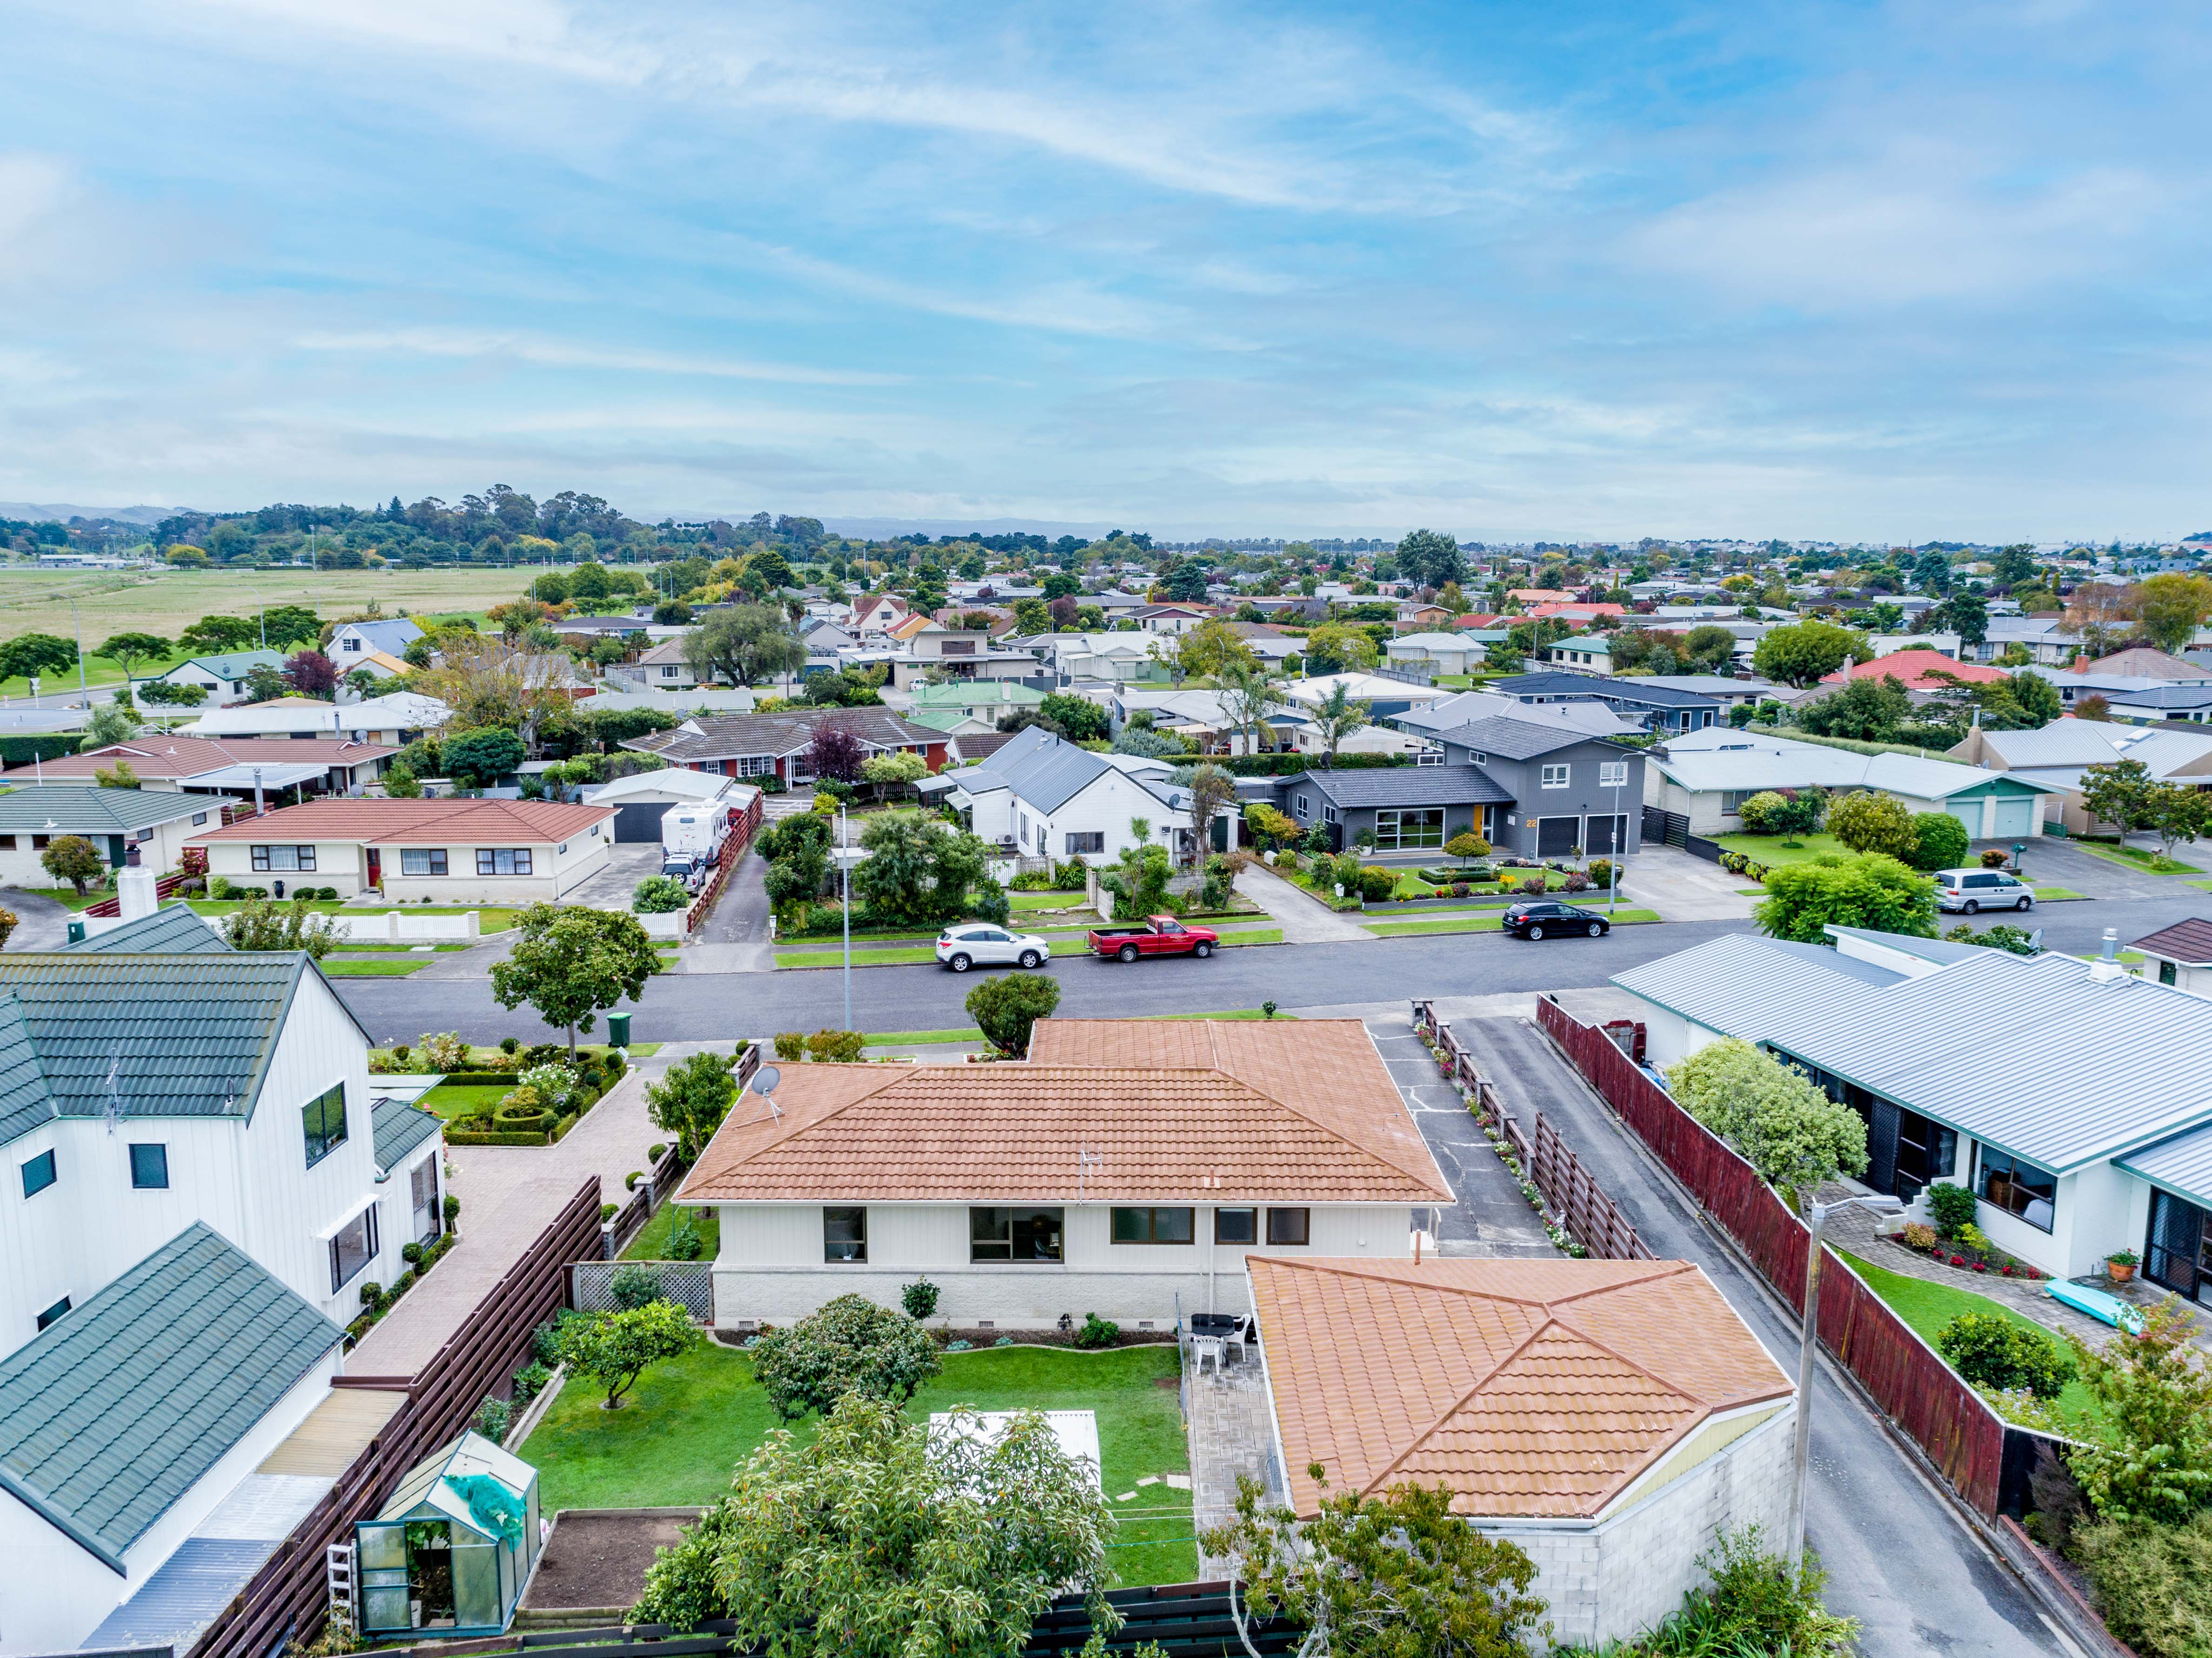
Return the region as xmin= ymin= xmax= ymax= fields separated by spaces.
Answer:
xmin=1714 ymin=832 xmax=1854 ymax=869
xmin=776 ymin=945 xmax=941 ymax=969
xmin=1364 ymin=907 xmax=1661 ymax=938
xmin=416 ymin=1082 xmax=512 ymax=1119
xmin=862 ymin=1026 xmax=986 ymax=1046
xmin=1009 ymin=890 xmax=1095 ymax=911
xmin=524 ymin=1342 xmax=1196 ymax=1585
xmin=621 ymin=1201 xmax=719 ymax=1261
xmin=326 ymin=941 xmax=469 ymax=953
xmin=2067 ymin=838 xmax=2202 ymax=876
xmin=1835 ymin=1250 xmax=2103 ymax=1428
xmin=2031 ymin=886 xmax=2087 ymax=901
xmin=320 ymin=958 xmax=430 ymax=976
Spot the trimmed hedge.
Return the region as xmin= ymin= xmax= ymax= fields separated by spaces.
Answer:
xmin=1222 ymin=752 xmax=1412 ymax=777
xmin=447 ymin=1128 xmax=550 ymax=1147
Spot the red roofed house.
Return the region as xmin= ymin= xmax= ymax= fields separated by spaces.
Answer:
xmin=2 ymin=735 xmax=394 ymax=800
xmin=189 ymin=797 xmax=615 ymax=902
xmin=1822 ymin=649 xmax=2008 ymax=693
xmin=1526 ymin=601 xmax=1628 ymax=624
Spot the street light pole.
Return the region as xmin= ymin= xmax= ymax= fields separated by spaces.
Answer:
xmin=840 ymin=799 xmax=852 ymax=1033
xmin=1788 ymin=1193 xmax=1904 ymax=1573
xmin=67 ymin=598 xmax=87 ymax=706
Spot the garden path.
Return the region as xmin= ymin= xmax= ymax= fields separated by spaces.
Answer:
xmin=1231 ymin=861 xmax=1373 ymax=943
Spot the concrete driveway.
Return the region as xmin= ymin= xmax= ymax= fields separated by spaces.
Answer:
xmin=559 ymin=843 xmax=669 ymax=910
xmin=0 ymin=888 xmax=75 ymax=951
xmin=1619 ymin=845 xmax=1759 ymax=921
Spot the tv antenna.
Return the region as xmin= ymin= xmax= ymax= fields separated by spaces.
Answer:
xmin=750 ymin=1064 xmax=782 ymax=1123
xmin=103 ymin=1053 xmax=122 ymax=1137
xmin=1076 ymin=1145 xmax=1100 ymax=1202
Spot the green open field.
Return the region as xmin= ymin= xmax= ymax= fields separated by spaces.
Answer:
xmin=319 ymin=958 xmax=430 ymax=976
xmin=522 ymin=1341 xmax=1196 ymax=1585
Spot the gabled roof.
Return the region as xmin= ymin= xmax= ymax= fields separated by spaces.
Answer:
xmin=680 ymin=1017 xmax=1450 ymax=1205
xmin=0 ymin=785 xmax=221 ymax=832
xmin=1280 ymin=764 xmax=1511 ymax=808
xmin=625 ymin=708 xmax=942 ymax=763
xmin=2132 ymin=918 xmax=2212 ymax=966
xmin=1251 ymin=1257 xmax=1791 ymax=1519
xmin=67 ymin=903 xmax=231 ymax=955
xmin=1491 ymin=672 xmax=1720 ymax=708
xmin=1432 ymin=715 xmax=1602 ymax=760
xmin=330 ymin=617 xmax=425 ymax=653
xmin=162 ymin=650 xmax=286 ymax=681
xmin=1824 ymin=650 xmax=2006 ymax=689
xmin=959 ymin=726 xmax=1114 ymax=814
xmin=373 ymin=1096 xmax=443 ymax=1173
xmin=0 ymin=1223 xmax=343 ymax=1569
xmin=190 ymin=796 xmax=612 ymax=845
xmin=2083 ymin=646 xmax=2210 ymax=681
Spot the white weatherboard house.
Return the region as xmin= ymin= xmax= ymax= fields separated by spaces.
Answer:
xmin=1613 ymin=926 xmax=2212 ymax=1300
xmin=0 ymin=907 xmax=443 ymax=1655
xmin=676 ymin=1018 xmax=1452 ymax=1329
xmin=934 ymin=726 xmax=1195 ymax=862
xmin=190 ymin=796 xmax=615 ymax=902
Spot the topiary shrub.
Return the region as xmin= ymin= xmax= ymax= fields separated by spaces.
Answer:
xmin=1356 ymin=865 xmax=1396 ymax=903
xmin=1925 ymin=1182 xmax=1978 ymax=1237
xmin=902 ymin=1278 xmax=941 ymax=1322
xmin=1937 ymin=1311 xmax=2073 ymax=1398
xmin=1073 ymin=1312 xmax=1120 ymax=1349
xmin=1907 ymin=810 xmax=1971 ymax=872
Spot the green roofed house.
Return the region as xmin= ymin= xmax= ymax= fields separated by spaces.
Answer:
xmin=141 ymin=649 xmax=289 ymax=709
xmin=0 ymin=784 xmax=237 ymax=889
xmin=0 ymin=919 xmax=441 ymax=1653
xmin=903 ymin=680 xmax=1046 ymax=735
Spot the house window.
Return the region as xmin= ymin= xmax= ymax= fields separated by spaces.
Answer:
xmin=1065 ymin=831 xmax=1105 ymax=855
xmin=1540 ymin=764 xmax=1570 ymax=789
xmin=1323 ymin=803 xmax=1339 ymax=825
xmin=735 ymin=755 xmax=775 ymax=778
xmin=251 ymin=845 xmax=316 ymax=872
xmin=1292 ymin=794 xmax=1310 ymax=821
xmin=1976 ymin=1148 xmax=2057 ymax=1232
xmin=192 ymin=813 xmax=207 ymax=826
xmin=30 ymin=834 xmax=48 ymax=849
xmin=36 ymin=1298 xmax=69 ymax=1331
xmin=21 ymin=1149 xmax=56 ymax=1198
xmin=1598 ymin=762 xmax=1629 ymax=788
xmin=824 ymin=1207 xmax=867 ymax=1263
xmin=343 ymin=637 xmax=361 ymax=652
xmin=302 ymin=1083 xmax=348 ymax=1169
xmin=401 ymin=848 xmax=448 ymax=876
xmin=1215 ymin=1208 xmax=1258 ymax=1245
xmin=328 ymin=1205 xmax=378 ymax=1294
xmin=660 ymin=665 xmax=679 ymax=678
xmin=969 ymin=1206 xmax=1063 ymax=1262
xmin=476 ymin=848 xmax=534 ymax=875
xmin=1374 ymin=809 xmax=1444 ymax=850
xmin=1111 ymin=1207 xmax=1195 ymax=1244
xmin=129 ymin=1143 xmax=168 ymax=1190
xmin=1720 ymin=791 xmax=1754 ymax=815
xmin=2160 ymin=960 xmax=2179 ymax=986
xmin=1266 ymin=1207 xmax=1311 ymax=1246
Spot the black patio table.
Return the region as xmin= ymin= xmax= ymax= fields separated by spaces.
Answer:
xmin=1188 ymin=1312 xmax=1241 ymax=1337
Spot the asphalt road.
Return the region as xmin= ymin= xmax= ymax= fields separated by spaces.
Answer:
xmin=1448 ymin=1016 xmax=2067 ymax=1657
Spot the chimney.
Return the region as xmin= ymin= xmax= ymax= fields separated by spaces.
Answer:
xmin=2088 ymin=926 xmax=2126 ymax=984
xmin=116 ymin=865 xmax=158 ymax=922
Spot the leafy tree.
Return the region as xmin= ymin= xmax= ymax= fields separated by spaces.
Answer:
xmin=1445 ymin=832 xmax=1490 ymax=869
xmin=750 ymin=1294 xmax=942 ymax=1422
xmin=1311 ymin=681 xmax=1370 ymax=767
xmin=1681 ymin=624 xmax=1739 ymax=673
xmin=1755 ymin=851 xmax=1937 ymax=942
xmin=263 ymin=605 xmax=321 ymax=649
xmin=439 ymin=726 xmax=527 ymax=786
xmin=2076 ymin=693 xmax=2113 ymax=722
xmin=97 ymin=633 xmax=169 ymax=682
xmin=138 ymin=679 xmax=207 ymax=707
xmin=2143 ymin=782 xmax=2212 ymax=862
xmin=1991 ymin=544 xmax=2037 ymax=588
xmin=381 ymin=759 xmax=423 ymax=798
xmin=655 ymin=1394 xmax=1114 ymax=1653
xmin=40 ymin=834 xmax=106 ymax=895
xmin=1794 ymin=675 xmax=1912 ymax=741
xmin=243 ymin=663 xmax=291 ymax=702
xmin=1011 ymin=597 xmax=1052 ymax=634
xmin=1908 ymin=811 xmax=1970 ymax=872
xmin=2082 ymin=757 xmax=2157 ymax=844
xmin=1245 ymin=802 xmax=1299 ymax=849
xmin=1936 ymin=589 xmax=1988 ymax=647
xmin=684 ymin=603 xmax=805 ymax=687
xmin=654 ymin=599 xmax=694 ymax=625
xmin=644 ymin=1049 xmax=739 ymax=1160
xmin=1736 ymin=789 xmax=1823 ymax=840
xmin=1163 ymin=559 xmax=1210 ymax=602
xmin=1156 ymin=618 xmax=1253 ymax=684
xmin=805 ymin=719 xmax=868 ymax=783
xmin=1664 ymin=1036 xmax=1870 ymax=1199
xmin=555 ymin=1299 xmax=696 ymax=1410
xmin=2064 ymin=583 xmax=2138 ymax=659
xmin=1187 ymin=762 xmax=1237 ymax=861
xmin=179 ymin=615 xmax=258 ymax=655
xmin=1111 ymin=724 xmax=1182 ymax=758
xmin=77 ymin=702 xmax=140 ymax=751
xmin=1202 ymin=1468 xmax=1544 ymax=1658
xmin=0 ymin=632 xmax=79 ymax=683
xmin=222 ymin=896 xmax=339 ymax=958
xmin=1752 ymin=621 xmax=1870 ymax=687
xmin=1394 ymin=528 xmax=1467 ymax=592
xmin=633 ymin=874 xmax=692 ymax=913
xmin=1825 ymin=789 xmax=1918 ymax=858
xmin=1038 ymin=692 xmax=1109 ymax=742
xmin=850 ymin=810 xmax=995 ymax=927
xmin=1303 ymin=622 xmax=1379 ymax=675
xmin=164 ymin=543 xmax=209 ymax=567
xmin=2136 ymin=572 xmax=2212 ymax=654
xmin=2064 ymin=1299 xmax=2212 ymax=1524
xmin=94 ymin=760 xmax=139 ymax=795
xmin=859 ymin=749 xmax=927 ymax=800
xmin=965 ymin=970 xmax=1063 ymax=1056
xmin=1218 ymin=659 xmax=1289 ymax=755
xmin=489 ymin=903 xmax=661 ymax=1057
xmin=284 ymin=649 xmax=339 ymax=699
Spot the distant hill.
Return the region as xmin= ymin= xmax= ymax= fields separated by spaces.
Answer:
xmin=821 ymin=515 xmax=1123 ymax=541
xmin=0 ymin=501 xmax=180 ymax=527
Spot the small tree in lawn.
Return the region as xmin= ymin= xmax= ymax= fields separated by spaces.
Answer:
xmin=555 ymin=1299 xmax=695 ymax=1410
xmin=1202 ymin=1468 xmax=1547 ymax=1658
xmin=97 ymin=632 xmax=170 ymax=690
xmin=1908 ymin=811 xmax=1970 ymax=872
xmin=439 ymin=726 xmax=528 ymax=789
xmin=966 ymin=971 xmax=1062 ymax=1056
xmin=1755 ymin=852 xmax=1937 ymax=943
xmin=806 ymin=718 xmax=867 ymax=785
xmin=2142 ymin=781 xmax=2212 ymax=865
xmin=1187 ymin=762 xmax=1236 ymax=862
xmin=40 ymin=834 xmax=106 ymax=896
xmin=489 ymin=903 xmax=660 ymax=1058
xmin=749 ymin=1293 xmax=942 ymax=1422
xmin=2081 ymin=758 xmax=2156 ymax=848
xmin=1446 ymin=832 xmax=1490 ymax=871
xmin=644 ymin=1049 xmax=739 ymax=1162
xmin=1246 ymin=802 xmax=1299 ymax=852
xmin=859 ymin=747 xmax=926 ymax=802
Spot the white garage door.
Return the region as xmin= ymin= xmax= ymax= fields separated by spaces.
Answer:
xmin=1946 ymin=802 xmax=1979 ymax=838
xmin=1991 ymin=795 xmax=2038 ymax=839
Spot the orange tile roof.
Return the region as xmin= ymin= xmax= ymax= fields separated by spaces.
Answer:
xmin=1250 ymin=1257 xmax=1793 ymax=1519
xmin=1822 ymin=649 xmax=2006 ymax=689
xmin=188 ymin=796 xmax=612 ymax=844
xmin=678 ymin=1019 xmax=1451 ymax=1205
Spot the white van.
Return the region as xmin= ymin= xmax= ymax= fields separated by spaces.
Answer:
xmin=1933 ymin=867 xmax=2033 ymax=914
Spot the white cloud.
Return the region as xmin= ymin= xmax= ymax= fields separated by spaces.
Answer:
xmin=291 ymin=328 xmax=905 ymax=385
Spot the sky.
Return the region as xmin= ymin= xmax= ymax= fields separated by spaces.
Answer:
xmin=3 ymin=0 xmax=2209 ymax=541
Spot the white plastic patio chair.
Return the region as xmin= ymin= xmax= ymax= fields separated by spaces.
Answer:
xmin=1190 ymin=1335 xmax=1225 ymax=1376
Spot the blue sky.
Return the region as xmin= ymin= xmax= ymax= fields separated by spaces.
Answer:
xmin=2 ymin=0 xmax=2206 ymax=539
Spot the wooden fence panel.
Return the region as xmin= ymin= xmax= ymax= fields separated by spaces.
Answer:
xmin=1532 ymin=996 xmax=2005 ymax=1516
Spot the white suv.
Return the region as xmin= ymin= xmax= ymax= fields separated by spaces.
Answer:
xmin=1933 ymin=868 xmax=2033 ymax=914
xmin=935 ymin=924 xmax=1052 ymax=972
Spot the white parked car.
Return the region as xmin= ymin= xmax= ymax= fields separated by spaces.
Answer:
xmin=1933 ymin=867 xmax=2033 ymax=914
xmin=936 ymin=924 xmax=1052 ymax=972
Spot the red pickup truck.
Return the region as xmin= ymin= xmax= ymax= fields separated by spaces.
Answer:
xmin=1087 ymin=916 xmax=1221 ymax=962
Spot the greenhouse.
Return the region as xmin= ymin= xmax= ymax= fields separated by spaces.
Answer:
xmin=354 ymin=1431 xmax=542 ymax=1637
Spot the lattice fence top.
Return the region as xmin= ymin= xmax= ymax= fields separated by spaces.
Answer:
xmin=571 ymin=1260 xmax=713 ymax=1320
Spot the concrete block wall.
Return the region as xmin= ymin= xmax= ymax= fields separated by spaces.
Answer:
xmin=712 ymin=1266 xmax=1249 ymax=1329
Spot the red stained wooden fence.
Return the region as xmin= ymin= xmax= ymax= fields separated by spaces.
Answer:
xmin=684 ymin=791 xmax=763 ymax=936
xmin=1533 ymin=995 xmax=2007 ymax=1517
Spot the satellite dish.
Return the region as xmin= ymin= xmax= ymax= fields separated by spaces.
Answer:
xmin=753 ymin=1065 xmax=781 ymax=1096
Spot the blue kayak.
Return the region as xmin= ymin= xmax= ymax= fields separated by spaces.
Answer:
xmin=2046 ymin=1278 xmax=2146 ymax=1336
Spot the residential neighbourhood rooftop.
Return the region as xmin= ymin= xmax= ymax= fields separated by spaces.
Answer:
xmin=189 ymin=796 xmax=613 ymax=844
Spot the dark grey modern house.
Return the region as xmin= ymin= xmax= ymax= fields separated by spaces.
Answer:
xmin=1489 ymin=672 xmax=1725 ymax=735
xmin=1272 ymin=715 xmax=1646 ymax=859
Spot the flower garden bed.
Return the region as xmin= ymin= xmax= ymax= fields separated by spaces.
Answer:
xmin=1886 ymin=1219 xmax=2049 ymax=1282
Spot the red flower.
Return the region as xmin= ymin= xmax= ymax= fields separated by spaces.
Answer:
xmin=1951 ymin=1255 xmax=1966 ymax=1266
xmin=1974 ymin=1263 xmax=1987 ymax=1272
xmin=2001 ymin=1265 xmax=2014 ymax=1276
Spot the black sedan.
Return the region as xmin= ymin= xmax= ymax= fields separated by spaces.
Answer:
xmin=1502 ymin=900 xmax=1611 ymax=940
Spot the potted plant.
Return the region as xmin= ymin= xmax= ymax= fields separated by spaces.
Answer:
xmin=2106 ymin=1248 xmax=2140 ymax=1283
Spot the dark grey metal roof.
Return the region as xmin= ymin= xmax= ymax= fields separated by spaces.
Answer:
xmin=67 ymin=904 xmax=233 ymax=956
xmin=373 ymin=1096 xmax=443 ymax=1173
xmin=0 ymin=1223 xmax=342 ymax=1569
xmin=961 ymin=726 xmax=1112 ymax=814
xmin=1283 ymin=764 xmax=1512 ymax=808
xmin=0 ymin=785 xmax=217 ymax=833
xmin=625 ymin=708 xmax=942 ymax=762
xmin=1494 ymin=672 xmax=1721 ymax=708
xmin=1431 ymin=717 xmax=1597 ymax=760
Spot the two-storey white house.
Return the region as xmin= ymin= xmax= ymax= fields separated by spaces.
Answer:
xmin=0 ymin=905 xmax=442 ymax=1656
xmin=677 ymin=1017 xmax=1453 ymax=1330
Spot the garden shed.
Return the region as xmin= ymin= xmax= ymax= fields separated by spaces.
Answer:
xmin=355 ymin=1431 xmax=542 ymax=1637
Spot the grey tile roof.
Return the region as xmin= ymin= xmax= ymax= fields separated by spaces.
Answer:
xmin=0 ymin=785 xmax=218 ymax=833
xmin=0 ymin=1223 xmax=342 ymax=1568
xmin=962 ymin=726 xmax=1112 ymax=814
xmin=66 ymin=904 xmax=233 ymax=956
xmin=373 ymin=1096 xmax=443 ymax=1173
xmin=1615 ymin=933 xmax=2212 ymax=1172
xmin=0 ymin=953 xmax=307 ymax=1134
xmin=1283 ymin=764 xmax=1513 ymax=808
xmin=625 ymin=708 xmax=942 ymax=762
xmin=2131 ymin=918 xmax=2212 ymax=965
xmin=1431 ymin=716 xmax=1598 ymax=760
xmin=2118 ymin=1122 xmax=2212 ymax=1208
